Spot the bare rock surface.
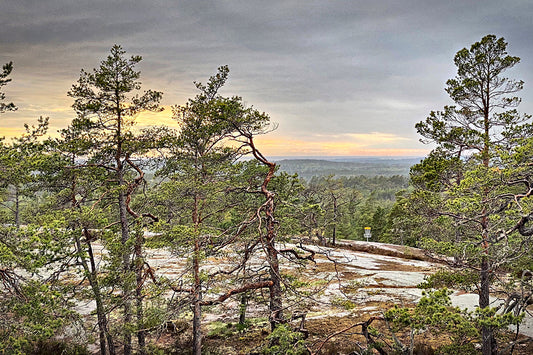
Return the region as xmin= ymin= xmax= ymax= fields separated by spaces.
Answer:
xmin=78 ymin=238 xmax=533 ymax=339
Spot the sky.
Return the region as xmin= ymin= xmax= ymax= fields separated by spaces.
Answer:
xmin=1 ymin=0 xmax=532 ymax=157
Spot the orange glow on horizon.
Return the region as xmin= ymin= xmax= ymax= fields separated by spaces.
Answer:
xmin=254 ymin=134 xmax=430 ymax=157
xmin=0 ymin=109 xmax=428 ymax=157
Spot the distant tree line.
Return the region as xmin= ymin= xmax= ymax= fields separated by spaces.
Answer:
xmin=277 ymin=158 xmax=416 ymax=180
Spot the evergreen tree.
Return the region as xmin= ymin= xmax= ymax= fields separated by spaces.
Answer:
xmin=162 ymin=65 xmax=243 ymax=355
xmin=413 ymin=35 xmax=532 ymax=354
xmin=68 ymin=45 xmax=163 ymax=355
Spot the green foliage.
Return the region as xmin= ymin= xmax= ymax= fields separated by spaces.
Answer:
xmin=0 ymin=280 xmax=79 ymax=354
xmin=382 ymin=190 xmax=435 ymax=246
xmin=206 ymin=321 xmax=239 ymax=338
xmin=474 ymin=306 xmax=524 ymax=330
xmin=262 ymin=324 xmax=307 ymax=355
xmin=410 ymin=36 xmax=533 ymax=354
xmin=20 ymin=339 xmax=89 ymax=355
xmin=69 ymin=45 xmax=163 ymax=121
xmin=385 ymin=289 xmax=479 ymax=354
xmin=270 ymin=171 xmax=306 ymax=236
xmin=144 ymin=344 xmax=169 ymax=355
xmin=419 ymin=269 xmax=479 ymax=292
xmin=0 ymin=116 xmax=54 ymax=226
xmin=0 ymin=61 xmax=16 ymax=113
xmin=142 ymin=300 xmax=169 ymax=330
xmin=385 ymin=288 xmax=524 ymax=354
xmin=67 ymin=44 xmax=164 ymax=187
xmin=236 ymin=319 xmax=252 ymax=332
xmin=294 ymin=174 xmax=404 ymax=243
xmin=410 ymin=149 xmax=462 ymax=192
xmin=447 ymin=35 xmax=522 ymax=111
xmin=330 ymin=296 xmax=357 ymax=310
xmin=62 ymin=44 xmax=166 ymax=354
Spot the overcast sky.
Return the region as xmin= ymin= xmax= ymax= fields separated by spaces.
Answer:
xmin=1 ymin=0 xmax=532 ymax=157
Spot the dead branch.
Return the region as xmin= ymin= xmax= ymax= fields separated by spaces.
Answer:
xmin=170 ymin=286 xmax=194 ymax=294
xmin=279 ymin=247 xmax=316 ymax=264
xmin=90 ymin=190 xmax=111 ymax=211
xmin=290 ymin=311 xmax=308 ymax=337
xmin=0 ymin=268 xmax=25 ymax=300
xmin=312 ymin=316 xmax=386 ymax=355
xmin=200 ymin=280 xmax=274 ymax=306
xmin=65 ymin=163 xmax=118 ymax=172
xmin=124 ymin=156 xmax=159 ymax=223
xmin=210 ymin=239 xmax=260 ymax=277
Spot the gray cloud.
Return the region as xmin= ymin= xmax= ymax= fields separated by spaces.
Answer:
xmin=1 ymin=0 xmax=532 ymax=155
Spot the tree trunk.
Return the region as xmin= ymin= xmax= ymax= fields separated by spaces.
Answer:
xmin=480 ymin=106 xmax=496 ymax=355
xmin=88 ymin=239 xmax=116 ymax=355
xmin=247 ymin=142 xmax=283 ymax=330
xmin=118 ymin=177 xmax=133 ymax=355
xmin=480 ymin=253 xmax=496 ymax=355
xmin=191 ymin=192 xmax=203 ymax=355
xmin=75 ymin=233 xmax=115 ymax=355
xmin=239 ymin=293 xmax=248 ymax=327
xmin=192 ymin=238 xmax=202 ymax=355
xmin=72 ymin=170 xmax=115 ymax=355
xmin=266 ymin=201 xmax=283 ymax=330
xmin=262 ymin=166 xmax=283 ymax=330
xmin=135 ymin=228 xmax=146 ymax=355
xmin=115 ymin=85 xmax=133 ymax=355
xmin=332 ymin=194 xmax=338 ymax=246
xmin=14 ymin=186 xmax=20 ymax=227
xmin=266 ymin=226 xmax=283 ymax=330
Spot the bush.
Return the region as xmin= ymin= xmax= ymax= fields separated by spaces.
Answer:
xmin=23 ymin=339 xmax=89 ymax=355
xmin=262 ymin=324 xmax=308 ymax=355
xmin=385 ymin=289 xmax=478 ymax=354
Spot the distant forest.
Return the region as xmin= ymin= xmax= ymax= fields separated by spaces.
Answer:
xmin=276 ymin=157 xmax=421 ymax=180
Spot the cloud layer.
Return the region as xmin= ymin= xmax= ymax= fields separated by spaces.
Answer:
xmin=1 ymin=0 xmax=532 ymax=156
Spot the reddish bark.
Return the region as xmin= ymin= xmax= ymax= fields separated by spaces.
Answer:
xmin=200 ymin=281 xmax=274 ymax=306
